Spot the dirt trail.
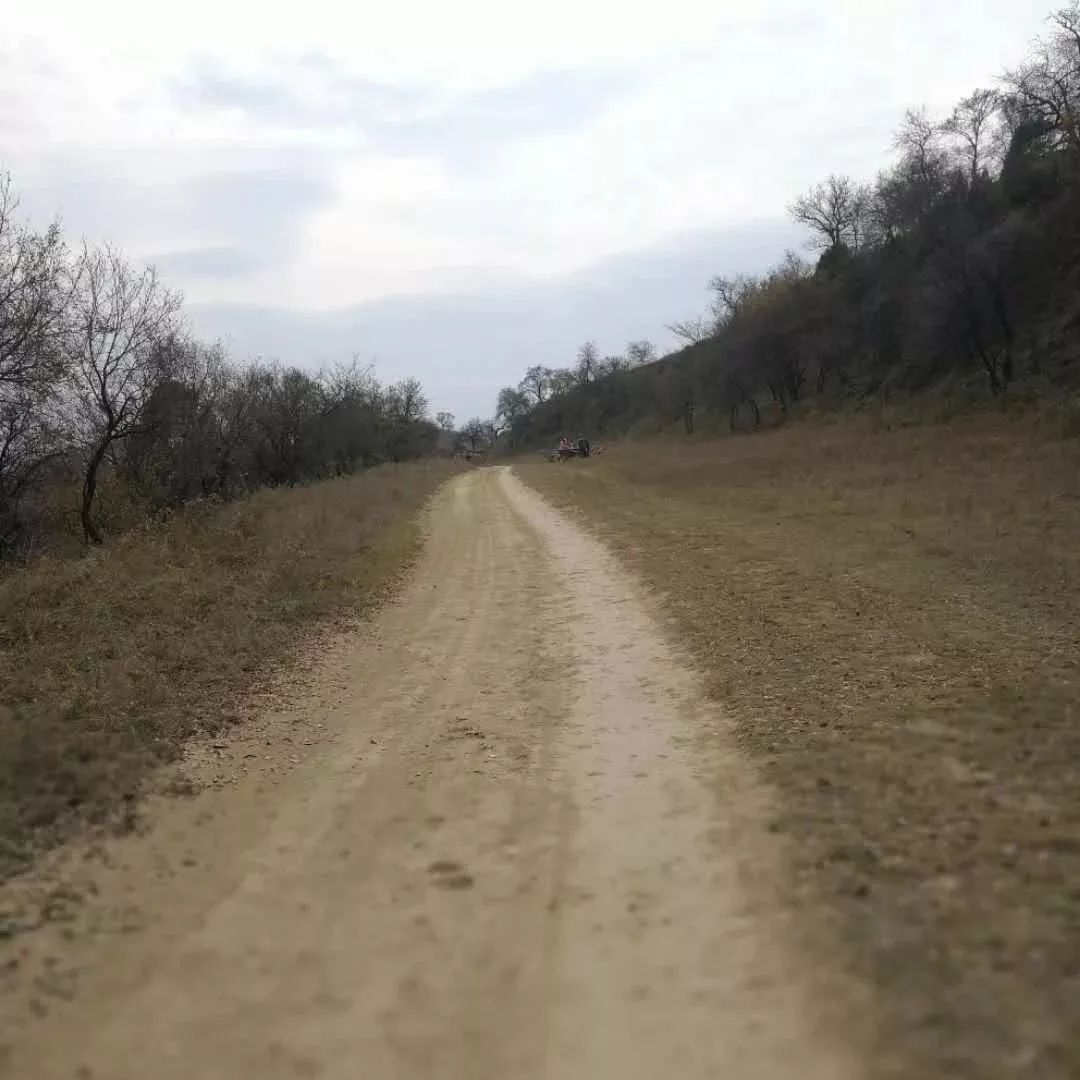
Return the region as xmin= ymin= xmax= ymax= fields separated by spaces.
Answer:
xmin=0 ymin=468 xmax=866 ymax=1079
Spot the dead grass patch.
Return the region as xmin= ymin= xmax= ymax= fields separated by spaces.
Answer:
xmin=519 ymin=411 xmax=1080 ymax=1080
xmin=0 ymin=461 xmax=461 ymax=879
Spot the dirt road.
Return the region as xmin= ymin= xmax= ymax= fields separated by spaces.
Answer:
xmin=1 ymin=468 xmax=865 ymax=1079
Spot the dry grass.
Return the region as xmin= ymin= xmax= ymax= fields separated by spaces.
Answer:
xmin=0 ymin=461 xmax=461 ymax=879
xmin=519 ymin=411 xmax=1080 ymax=1080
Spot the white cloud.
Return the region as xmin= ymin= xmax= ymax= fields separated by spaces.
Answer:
xmin=2 ymin=0 xmax=1059 ymax=412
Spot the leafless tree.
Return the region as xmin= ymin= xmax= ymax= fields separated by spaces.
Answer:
xmin=0 ymin=174 xmax=67 ymax=397
xmin=625 ymin=340 xmax=657 ymax=366
xmin=708 ymin=274 xmax=762 ymax=326
xmin=0 ymin=387 xmax=65 ymax=551
xmin=598 ymin=354 xmax=631 ymax=377
xmin=941 ymin=89 xmax=1003 ymax=181
xmin=1003 ymin=3 xmax=1080 ymax=154
xmin=320 ymin=358 xmax=379 ymax=410
xmin=669 ymin=275 xmax=761 ymax=345
xmin=547 ymin=368 xmax=578 ymax=397
xmin=65 ymin=244 xmax=182 ymax=543
xmin=895 ymin=108 xmax=945 ymax=182
xmin=892 ymin=107 xmax=953 ymax=223
xmin=666 ymin=315 xmax=712 ymax=344
xmin=0 ymin=175 xmax=70 ymax=547
xmin=789 ymin=174 xmax=870 ymax=251
xmin=386 ymin=376 xmax=428 ymax=424
xmin=462 ymin=417 xmax=488 ymax=451
xmin=120 ymin=335 xmax=228 ymax=506
xmin=575 ymin=341 xmax=599 ymax=384
xmin=496 ymin=386 xmax=529 ymax=426
xmin=518 ymin=365 xmax=552 ymax=405
xmin=873 ymin=108 xmax=952 ymax=231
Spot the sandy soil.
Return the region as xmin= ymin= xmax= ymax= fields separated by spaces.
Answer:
xmin=0 ymin=467 xmax=867 ymax=1079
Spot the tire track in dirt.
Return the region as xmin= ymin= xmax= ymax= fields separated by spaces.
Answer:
xmin=0 ymin=467 xmax=867 ymax=1079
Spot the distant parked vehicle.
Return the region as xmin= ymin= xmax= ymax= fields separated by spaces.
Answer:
xmin=545 ymin=435 xmax=593 ymax=462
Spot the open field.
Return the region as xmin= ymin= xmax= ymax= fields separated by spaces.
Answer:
xmin=0 ymin=461 xmax=461 ymax=881
xmin=517 ymin=412 xmax=1080 ymax=1079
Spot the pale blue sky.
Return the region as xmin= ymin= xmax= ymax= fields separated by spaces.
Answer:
xmin=3 ymin=0 xmax=1052 ymax=418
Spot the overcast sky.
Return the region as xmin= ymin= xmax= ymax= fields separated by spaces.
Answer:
xmin=4 ymin=1 xmax=1050 ymax=418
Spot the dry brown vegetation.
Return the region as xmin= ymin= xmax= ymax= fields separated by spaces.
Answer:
xmin=518 ymin=411 xmax=1080 ymax=1080
xmin=0 ymin=460 xmax=460 ymax=879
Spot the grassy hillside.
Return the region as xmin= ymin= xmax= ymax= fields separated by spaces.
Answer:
xmin=518 ymin=412 xmax=1080 ymax=1079
xmin=0 ymin=461 xmax=460 ymax=879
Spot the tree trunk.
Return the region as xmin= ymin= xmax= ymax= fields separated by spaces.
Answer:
xmin=749 ymin=398 xmax=761 ymax=428
xmin=965 ymin=304 xmax=1002 ymax=395
xmin=81 ymin=437 xmax=111 ymax=545
xmin=787 ymin=359 xmax=805 ymax=402
xmin=975 ymin=339 xmax=1003 ymax=395
xmin=990 ymin=280 xmax=1015 ymax=389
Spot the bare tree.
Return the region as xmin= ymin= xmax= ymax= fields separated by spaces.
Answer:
xmin=708 ymin=274 xmax=761 ymax=326
xmin=789 ymin=174 xmax=867 ymax=251
xmin=518 ymin=365 xmax=552 ymax=405
xmin=496 ymin=386 xmax=529 ymax=426
xmin=0 ymin=174 xmax=70 ymax=548
xmin=435 ymin=410 xmax=455 ymax=433
xmin=941 ymin=89 xmax=1003 ymax=181
xmin=120 ymin=335 xmax=231 ymax=506
xmin=625 ymin=340 xmax=657 ymax=366
xmin=598 ymin=354 xmax=631 ymax=377
xmin=1002 ymin=3 xmax=1080 ymax=154
xmin=386 ymin=376 xmax=428 ymax=424
xmin=321 ymin=358 xmax=380 ymax=410
xmin=668 ymin=275 xmax=760 ymax=346
xmin=848 ymin=183 xmax=874 ymax=252
xmin=65 ymin=245 xmax=182 ymax=543
xmin=0 ymin=387 xmax=66 ymax=553
xmin=461 ymin=417 xmax=488 ymax=451
xmin=894 ymin=107 xmax=952 ymax=220
xmin=667 ymin=315 xmax=712 ymax=344
xmin=547 ymin=368 xmax=578 ymax=397
xmin=575 ymin=341 xmax=599 ymax=384
xmin=0 ymin=174 xmax=67 ymax=397
xmin=877 ymin=108 xmax=951 ymax=229
xmin=895 ymin=108 xmax=946 ymax=182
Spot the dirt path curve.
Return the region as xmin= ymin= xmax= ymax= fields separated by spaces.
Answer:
xmin=1 ymin=467 xmax=865 ymax=1080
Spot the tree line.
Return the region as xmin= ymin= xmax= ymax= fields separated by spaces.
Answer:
xmin=0 ymin=174 xmax=437 ymax=560
xmin=492 ymin=4 xmax=1080 ymax=448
